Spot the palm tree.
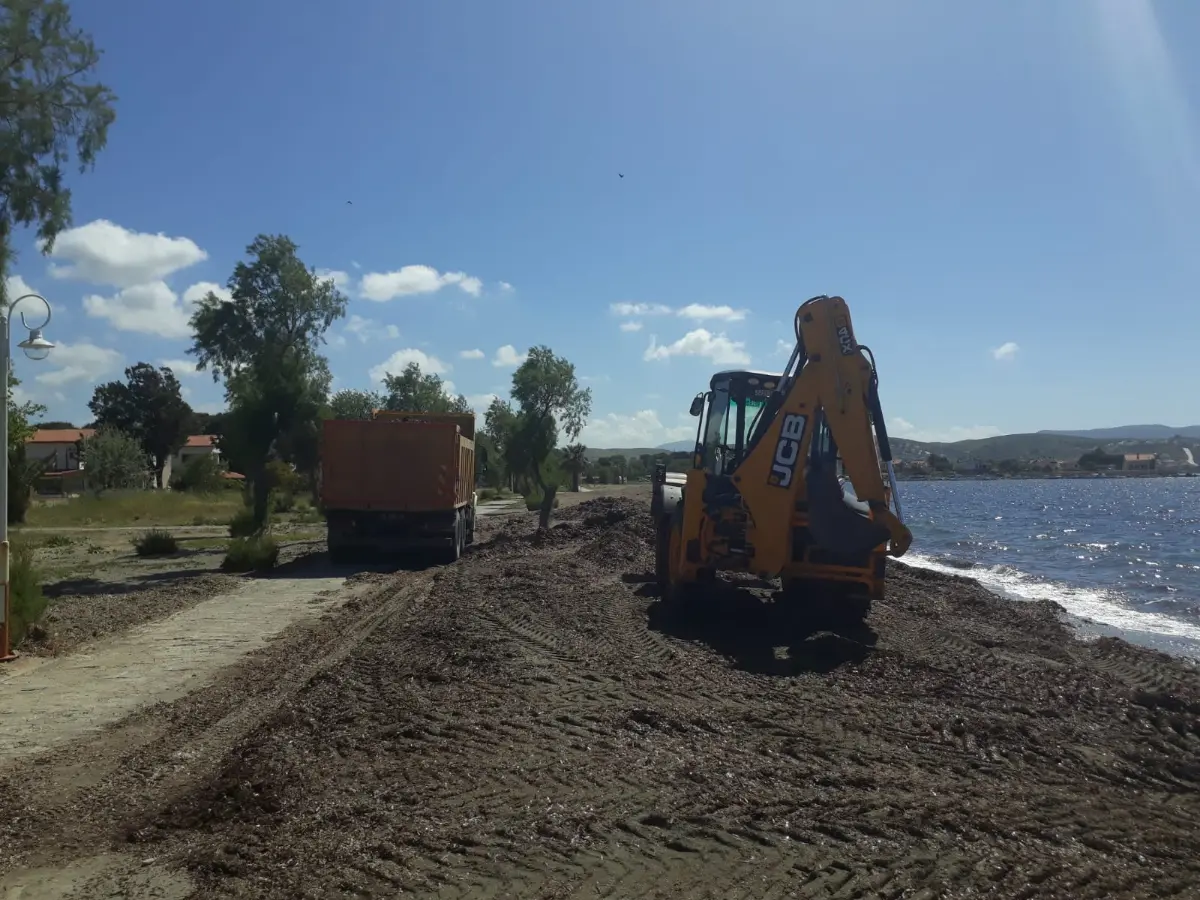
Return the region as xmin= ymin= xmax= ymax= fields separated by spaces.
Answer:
xmin=564 ymin=443 xmax=588 ymax=492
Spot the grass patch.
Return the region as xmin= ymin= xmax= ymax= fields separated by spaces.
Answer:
xmin=10 ymin=542 xmax=46 ymax=645
xmin=132 ymin=528 xmax=179 ymax=557
xmin=25 ymin=490 xmax=243 ymax=529
xmin=222 ymin=535 xmax=280 ymax=573
xmin=478 ymin=487 xmax=517 ymax=502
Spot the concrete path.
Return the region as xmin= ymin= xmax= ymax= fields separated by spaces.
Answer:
xmin=0 ymin=574 xmax=346 ymax=767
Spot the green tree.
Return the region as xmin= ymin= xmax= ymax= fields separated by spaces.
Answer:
xmin=88 ymin=362 xmax=192 ymax=488
xmin=80 ymin=427 xmax=146 ymax=494
xmin=484 ymin=396 xmax=522 ymax=491
xmin=0 ymin=0 xmax=117 ymax=274
xmin=170 ymin=453 xmax=226 ymax=494
xmin=329 ymin=388 xmax=383 ymax=420
xmin=188 ymin=410 xmax=227 ymax=436
xmin=189 ymin=233 xmax=347 ymax=529
xmin=509 ymin=346 xmax=592 ymax=529
xmin=381 ymin=362 xmax=470 ymax=413
xmin=927 ymin=452 xmax=953 ymax=473
xmin=563 ymin=443 xmax=587 ymax=492
xmin=7 ymin=371 xmax=45 ymax=523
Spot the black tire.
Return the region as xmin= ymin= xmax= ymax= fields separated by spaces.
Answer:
xmin=444 ymin=511 xmax=464 ymax=564
xmin=327 ymin=534 xmax=350 ymax=565
xmin=654 ymin=513 xmax=673 ymax=592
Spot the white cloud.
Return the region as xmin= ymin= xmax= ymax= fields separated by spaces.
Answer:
xmin=368 ymin=348 xmax=449 ymax=383
xmin=610 ymin=302 xmax=671 ymax=317
xmin=992 ymin=341 xmax=1019 ymax=361
xmin=182 ymin=281 xmax=232 ymax=305
xmin=342 ymin=314 xmax=399 ymax=343
xmin=44 ymin=219 xmax=206 ymax=287
xmin=315 ymin=269 xmax=353 ymax=293
xmin=36 ymin=341 xmax=123 ymax=387
xmin=775 ymin=339 xmax=792 ymax=356
xmin=459 ymin=348 xmax=485 ymax=359
xmin=360 ymin=265 xmax=484 ymax=301
xmin=498 ymin=282 xmax=514 ymax=293
xmin=676 ymin=303 xmax=747 ymax=322
xmin=82 ymin=279 xmax=235 ymax=338
xmin=160 ymin=358 xmax=198 ymax=377
xmin=644 ymin=329 xmax=751 ymax=366
xmin=619 ymin=320 xmax=643 ymax=332
xmin=466 ymin=392 xmax=499 ymax=412
xmin=4 ymin=275 xmax=40 ymax=303
xmin=83 ymin=281 xmax=186 ymax=338
xmin=890 ymin=418 xmax=1002 ymax=444
xmin=492 ymin=344 xmax=527 ymax=368
xmin=581 ymin=409 xmax=696 ymax=448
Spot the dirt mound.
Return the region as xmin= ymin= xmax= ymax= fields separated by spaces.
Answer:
xmin=469 ymin=495 xmax=655 ymax=566
xmin=10 ymin=491 xmax=1200 ymax=898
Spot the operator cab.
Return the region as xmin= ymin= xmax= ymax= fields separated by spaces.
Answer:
xmin=688 ymin=368 xmax=846 ymax=483
xmin=688 ymin=369 xmax=781 ymax=477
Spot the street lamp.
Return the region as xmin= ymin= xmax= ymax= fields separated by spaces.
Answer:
xmin=0 ymin=293 xmax=53 ymax=661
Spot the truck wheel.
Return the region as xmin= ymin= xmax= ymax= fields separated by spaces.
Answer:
xmin=445 ymin=512 xmax=464 ymax=563
xmin=328 ymin=538 xmax=350 ymax=565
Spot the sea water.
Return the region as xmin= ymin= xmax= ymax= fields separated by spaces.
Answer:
xmin=895 ymin=477 xmax=1200 ymax=660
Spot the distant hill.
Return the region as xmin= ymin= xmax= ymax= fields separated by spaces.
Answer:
xmin=588 ymin=425 xmax=1200 ymax=465
xmin=1038 ymin=425 xmax=1200 ymax=440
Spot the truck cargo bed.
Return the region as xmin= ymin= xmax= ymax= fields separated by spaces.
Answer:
xmin=320 ymin=415 xmax=477 ymax=562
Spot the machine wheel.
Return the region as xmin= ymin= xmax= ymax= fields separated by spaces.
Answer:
xmin=655 ymin=503 xmax=699 ymax=603
xmin=444 ymin=511 xmax=464 ymax=564
xmin=654 ymin=514 xmax=673 ymax=591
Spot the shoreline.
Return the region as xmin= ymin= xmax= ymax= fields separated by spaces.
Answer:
xmin=896 ymin=470 xmax=1197 ymax=481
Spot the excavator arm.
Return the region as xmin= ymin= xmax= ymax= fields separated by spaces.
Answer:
xmin=732 ymin=295 xmax=912 ymax=577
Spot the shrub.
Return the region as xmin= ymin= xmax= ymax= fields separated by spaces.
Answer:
xmin=132 ymin=528 xmax=178 ymax=557
xmin=9 ymin=542 xmax=46 ymax=645
xmin=524 ymin=492 xmax=561 ymax=512
xmin=271 ymin=490 xmax=295 ymax=514
xmin=265 ymin=460 xmax=304 ymax=495
xmin=222 ymin=535 xmax=279 ymax=573
xmin=228 ymin=506 xmax=261 ymax=538
xmin=80 ymin=428 xmax=148 ymax=493
xmin=171 ymin=453 xmax=227 ymax=493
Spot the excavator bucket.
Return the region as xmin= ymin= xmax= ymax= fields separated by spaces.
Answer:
xmin=805 ymin=459 xmax=891 ymax=558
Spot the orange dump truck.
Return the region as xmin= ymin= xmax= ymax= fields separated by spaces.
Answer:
xmin=319 ymin=411 xmax=477 ymax=563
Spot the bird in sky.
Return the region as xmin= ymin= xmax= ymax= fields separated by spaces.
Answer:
xmin=618 ymin=173 xmax=624 ymax=178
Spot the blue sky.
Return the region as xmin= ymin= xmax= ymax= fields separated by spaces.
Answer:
xmin=6 ymin=0 xmax=1200 ymax=448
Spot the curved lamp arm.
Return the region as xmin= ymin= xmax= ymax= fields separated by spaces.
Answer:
xmin=8 ymin=293 xmax=52 ymax=331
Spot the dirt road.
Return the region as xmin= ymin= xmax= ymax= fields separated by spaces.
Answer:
xmin=3 ymin=489 xmax=1200 ymax=898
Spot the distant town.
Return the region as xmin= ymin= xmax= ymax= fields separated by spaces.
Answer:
xmin=586 ymin=426 xmax=1200 ymax=483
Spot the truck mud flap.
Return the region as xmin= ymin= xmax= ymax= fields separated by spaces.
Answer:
xmin=805 ymin=461 xmax=890 ymax=559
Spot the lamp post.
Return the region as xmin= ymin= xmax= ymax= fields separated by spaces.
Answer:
xmin=0 ymin=293 xmax=54 ymax=661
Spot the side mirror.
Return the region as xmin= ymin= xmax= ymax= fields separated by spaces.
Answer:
xmin=688 ymin=393 xmax=705 ymax=417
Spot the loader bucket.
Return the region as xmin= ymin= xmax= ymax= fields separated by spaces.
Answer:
xmin=805 ymin=460 xmax=891 ymax=558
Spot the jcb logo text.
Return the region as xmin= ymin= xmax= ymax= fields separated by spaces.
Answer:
xmin=768 ymin=413 xmax=808 ymax=488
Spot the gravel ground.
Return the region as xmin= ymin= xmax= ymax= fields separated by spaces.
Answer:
xmin=3 ymin=494 xmax=1200 ymax=898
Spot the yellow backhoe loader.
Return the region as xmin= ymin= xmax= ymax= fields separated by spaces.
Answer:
xmin=651 ymin=294 xmax=913 ymax=624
